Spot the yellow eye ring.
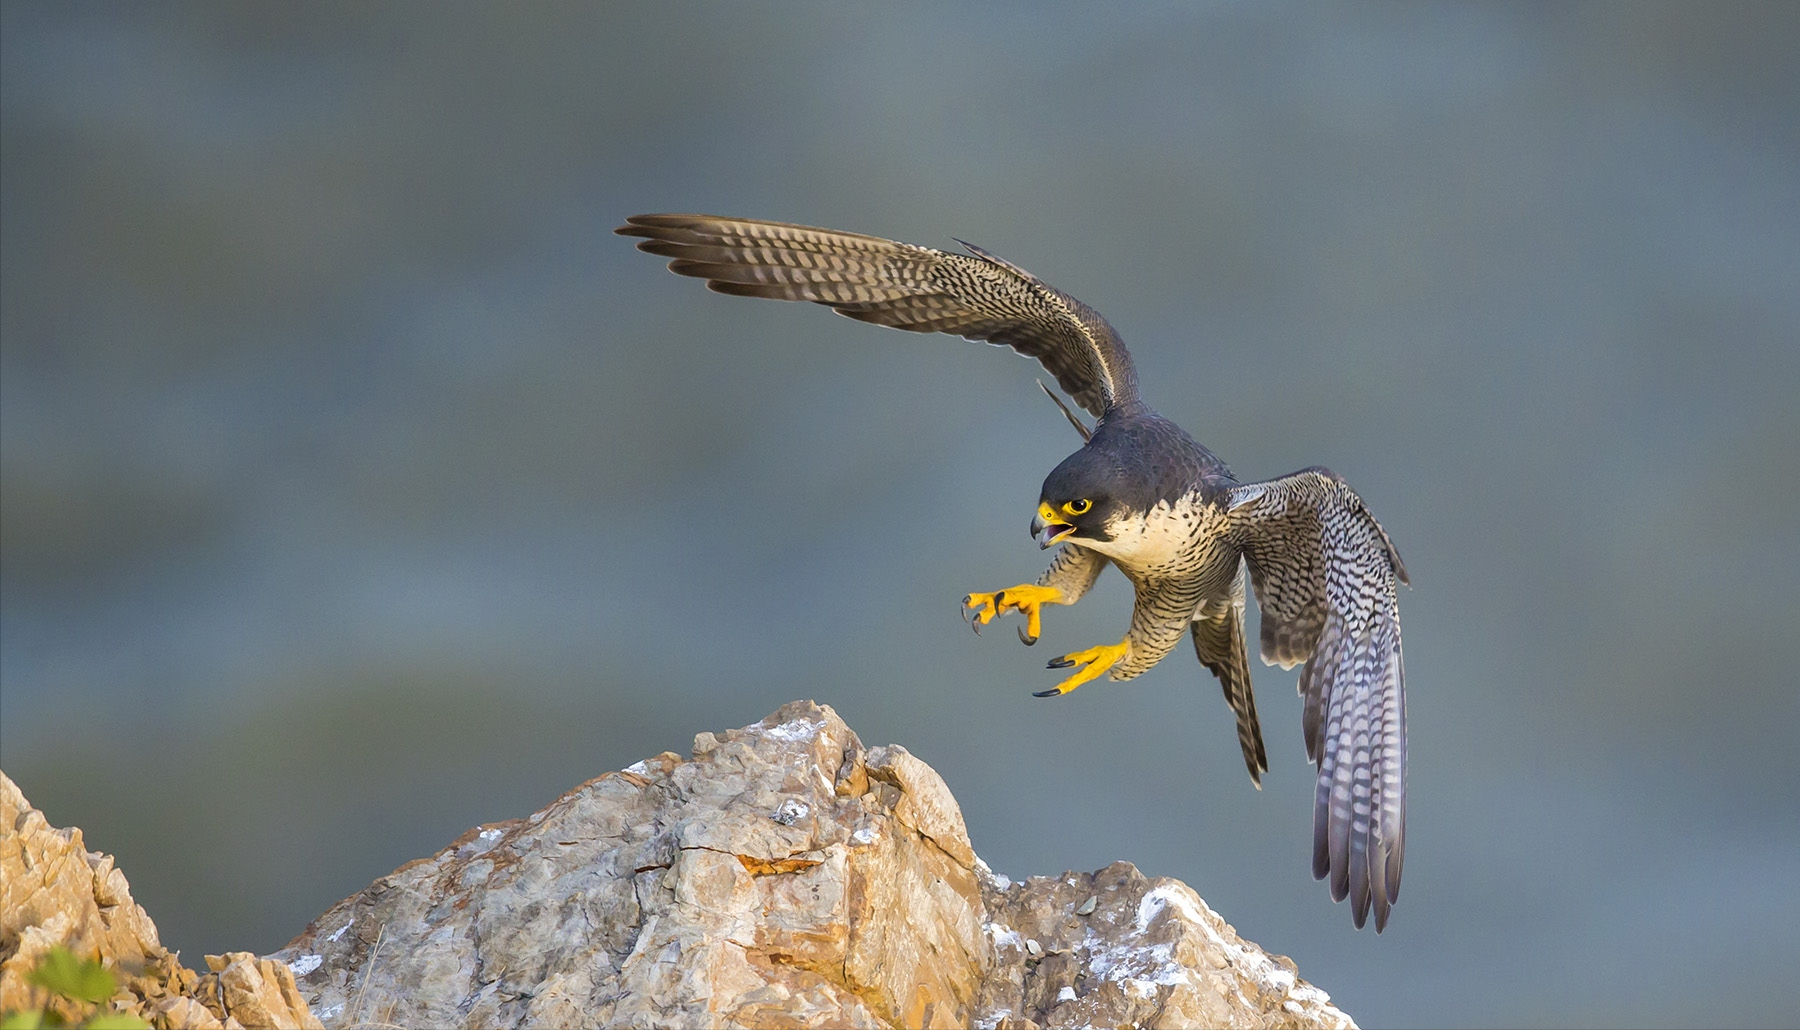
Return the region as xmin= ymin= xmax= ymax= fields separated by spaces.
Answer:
xmin=1063 ymin=498 xmax=1092 ymax=516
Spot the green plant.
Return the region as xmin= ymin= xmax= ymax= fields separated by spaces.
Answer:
xmin=0 ymin=947 xmax=149 ymax=1029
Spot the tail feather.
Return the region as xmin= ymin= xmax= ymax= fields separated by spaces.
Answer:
xmin=1191 ymin=565 xmax=1267 ymax=786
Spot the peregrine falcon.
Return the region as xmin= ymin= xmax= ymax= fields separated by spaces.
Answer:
xmin=617 ymin=214 xmax=1411 ymax=931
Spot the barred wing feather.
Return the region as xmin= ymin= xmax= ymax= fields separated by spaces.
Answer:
xmin=1229 ymin=468 xmax=1408 ymax=931
xmin=616 ymin=214 xmax=1138 ymax=418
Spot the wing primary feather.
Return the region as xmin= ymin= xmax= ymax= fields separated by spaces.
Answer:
xmin=1322 ymin=632 xmax=1359 ymax=903
xmin=1380 ymin=621 xmax=1407 ymax=905
xmin=1369 ymin=749 xmax=1390 ymax=931
xmin=1299 ymin=623 xmax=1344 ymax=763
xmin=1346 ymin=659 xmax=1376 ymax=928
xmin=1312 ymin=738 xmax=1336 ymax=883
xmin=1038 ymin=379 xmax=1092 ymax=441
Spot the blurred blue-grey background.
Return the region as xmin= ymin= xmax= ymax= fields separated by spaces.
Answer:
xmin=3 ymin=4 xmax=1797 ymax=1027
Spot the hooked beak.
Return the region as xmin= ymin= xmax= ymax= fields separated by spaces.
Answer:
xmin=1031 ymin=501 xmax=1075 ymax=549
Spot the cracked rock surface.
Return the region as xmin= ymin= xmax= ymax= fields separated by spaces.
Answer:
xmin=271 ymin=700 xmax=1354 ymax=1029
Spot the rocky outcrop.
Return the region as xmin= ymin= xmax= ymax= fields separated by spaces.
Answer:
xmin=270 ymin=700 xmax=1355 ymax=1029
xmin=3 ymin=702 xmax=1352 ymax=1029
xmin=976 ymin=864 xmax=1347 ymax=1029
xmin=0 ymin=772 xmax=321 ymax=1029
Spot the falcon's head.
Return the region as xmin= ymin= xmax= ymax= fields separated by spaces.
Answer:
xmin=1030 ymin=446 xmax=1133 ymax=549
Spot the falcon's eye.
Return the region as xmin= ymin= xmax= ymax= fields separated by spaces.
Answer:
xmin=1063 ymin=498 xmax=1093 ymax=516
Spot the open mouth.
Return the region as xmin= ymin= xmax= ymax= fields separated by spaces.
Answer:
xmin=1032 ymin=503 xmax=1076 ymax=549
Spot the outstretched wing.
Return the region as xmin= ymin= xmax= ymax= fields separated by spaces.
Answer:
xmin=616 ymin=214 xmax=1138 ymax=417
xmin=1228 ymin=468 xmax=1409 ymax=931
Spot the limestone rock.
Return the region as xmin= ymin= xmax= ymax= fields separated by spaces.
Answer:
xmin=0 ymin=771 xmax=320 ymax=1030
xmin=191 ymin=952 xmax=322 ymax=1030
xmin=975 ymin=862 xmax=1353 ymax=1029
xmin=270 ymin=700 xmax=1354 ymax=1029
xmin=269 ymin=701 xmax=984 ymax=1028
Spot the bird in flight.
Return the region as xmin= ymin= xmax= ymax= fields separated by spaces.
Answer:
xmin=617 ymin=214 xmax=1410 ymax=931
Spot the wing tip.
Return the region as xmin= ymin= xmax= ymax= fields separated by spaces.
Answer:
xmin=617 ymin=212 xmax=721 ymax=229
xmin=1390 ymin=545 xmax=1412 ymax=586
xmin=615 ymin=213 xmax=679 ymax=237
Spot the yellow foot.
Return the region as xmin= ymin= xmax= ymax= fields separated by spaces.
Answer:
xmin=962 ymin=584 xmax=1064 ymax=645
xmin=1038 ymin=638 xmax=1131 ymax=697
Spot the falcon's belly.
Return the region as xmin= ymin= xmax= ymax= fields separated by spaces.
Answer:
xmin=1073 ymin=491 xmax=1241 ymax=681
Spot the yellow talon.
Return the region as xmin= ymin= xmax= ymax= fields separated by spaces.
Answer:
xmin=1038 ymin=638 xmax=1131 ymax=696
xmin=962 ymin=590 xmax=1001 ymax=629
xmin=999 ymin=584 xmax=1062 ymax=644
xmin=962 ymin=584 xmax=1063 ymax=643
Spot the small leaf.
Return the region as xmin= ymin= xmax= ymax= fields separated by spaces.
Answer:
xmin=0 ymin=1010 xmax=47 ymax=1030
xmin=24 ymin=948 xmax=116 ymax=1005
xmin=83 ymin=1015 xmax=151 ymax=1030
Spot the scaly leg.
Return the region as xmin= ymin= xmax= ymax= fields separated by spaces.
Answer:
xmin=1038 ymin=638 xmax=1132 ymax=697
xmin=962 ymin=584 xmax=1064 ymax=645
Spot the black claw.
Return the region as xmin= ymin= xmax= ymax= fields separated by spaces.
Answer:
xmin=1047 ymin=657 xmax=1075 ymax=669
xmin=1017 ymin=626 xmax=1037 ymax=646
xmin=971 ymin=617 xmax=983 ymax=636
xmin=1033 ymin=687 xmax=1064 ymax=698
